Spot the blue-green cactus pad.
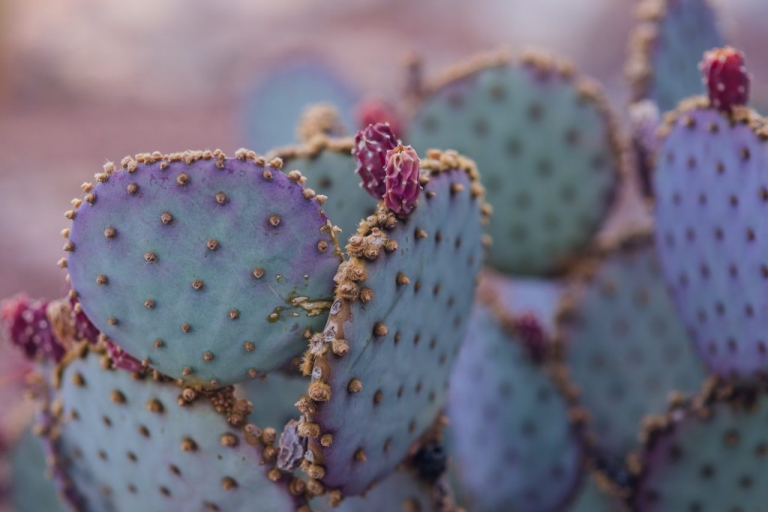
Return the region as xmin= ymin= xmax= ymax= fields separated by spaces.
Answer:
xmin=9 ymin=429 xmax=66 ymax=512
xmin=244 ymin=60 xmax=358 ymax=151
xmin=654 ymin=102 xmax=768 ymax=379
xmin=306 ymin=157 xmax=486 ymax=495
xmin=448 ymin=304 xmax=583 ymax=512
xmin=66 ymin=152 xmax=340 ymax=386
xmin=277 ymin=139 xmax=378 ymax=241
xmin=558 ymin=235 xmax=706 ymax=460
xmin=49 ymin=349 xmax=303 ymax=512
xmin=627 ymin=0 xmax=724 ymax=112
xmin=312 ymin=470 xmax=440 ymax=512
xmin=567 ymin=476 xmax=625 ymax=512
xmin=632 ymin=386 xmax=768 ymax=511
xmin=239 ymin=370 xmax=308 ymax=431
xmin=409 ymin=52 xmax=622 ymax=275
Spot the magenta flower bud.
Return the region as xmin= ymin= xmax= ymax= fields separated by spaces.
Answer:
xmin=699 ymin=46 xmax=750 ymax=111
xmin=514 ymin=311 xmax=547 ymax=362
xmin=1 ymin=295 xmax=65 ymax=362
xmin=354 ymin=123 xmax=399 ymax=199
xmin=355 ymin=98 xmax=404 ymax=140
xmin=384 ymin=145 xmax=421 ymax=215
xmin=104 ymin=339 xmax=142 ymax=372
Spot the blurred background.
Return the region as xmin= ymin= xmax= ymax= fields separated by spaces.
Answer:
xmin=0 ymin=0 xmax=767 ymax=301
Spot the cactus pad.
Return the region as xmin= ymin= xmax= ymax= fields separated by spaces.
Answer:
xmin=47 ymin=346 xmax=305 ymax=512
xmin=567 ymin=476 xmax=625 ymax=512
xmin=64 ymin=151 xmax=340 ymax=387
xmin=448 ymin=304 xmax=583 ymax=512
xmin=478 ymin=271 xmax=563 ymax=335
xmin=299 ymin=150 xmax=488 ymax=496
xmin=653 ymin=100 xmax=768 ymax=379
xmin=627 ymin=0 xmax=724 ymax=112
xmin=631 ymin=381 xmax=768 ymax=511
xmin=239 ymin=369 xmax=309 ymax=432
xmin=244 ymin=60 xmax=358 ymax=151
xmin=556 ymin=232 xmax=706 ymax=462
xmin=408 ymin=50 xmax=622 ymax=275
xmin=311 ymin=470 xmax=448 ymax=512
xmin=274 ymin=137 xmax=378 ymax=240
xmin=9 ymin=429 xmax=65 ymax=512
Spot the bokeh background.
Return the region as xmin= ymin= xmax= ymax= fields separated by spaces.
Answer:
xmin=0 ymin=0 xmax=767 ymax=301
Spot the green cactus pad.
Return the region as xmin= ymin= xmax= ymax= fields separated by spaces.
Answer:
xmin=9 ymin=429 xmax=66 ymax=512
xmin=239 ymin=369 xmax=309 ymax=432
xmin=567 ymin=475 xmax=626 ymax=512
xmin=64 ymin=150 xmax=340 ymax=387
xmin=46 ymin=346 xmax=305 ymax=512
xmin=408 ymin=50 xmax=623 ymax=276
xmin=631 ymin=381 xmax=768 ymax=511
xmin=311 ymin=470 xmax=447 ymax=512
xmin=448 ymin=304 xmax=584 ymax=512
xmin=653 ymin=100 xmax=768 ymax=380
xmin=556 ymin=231 xmax=706 ymax=463
xmin=627 ymin=0 xmax=724 ymax=112
xmin=299 ymin=150 xmax=488 ymax=496
xmin=273 ymin=137 xmax=378 ymax=240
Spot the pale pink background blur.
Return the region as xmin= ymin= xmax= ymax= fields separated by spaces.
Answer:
xmin=0 ymin=0 xmax=766 ymax=301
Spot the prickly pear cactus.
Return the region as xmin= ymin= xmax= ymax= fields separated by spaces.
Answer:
xmin=63 ymin=150 xmax=340 ymax=387
xmin=626 ymin=0 xmax=724 ymax=113
xmin=630 ymin=380 xmax=768 ymax=511
xmin=555 ymin=232 xmax=706 ymax=463
xmin=408 ymin=49 xmax=623 ymax=276
xmin=297 ymin=150 xmax=488 ymax=497
xmin=8 ymin=429 xmax=65 ymax=512
xmin=244 ymin=60 xmax=359 ymax=151
xmin=273 ymin=137 xmax=378 ymax=240
xmin=447 ymin=303 xmax=584 ymax=512
xmin=45 ymin=345 xmax=306 ymax=512
xmin=653 ymin=99 xmax=768 ymax=379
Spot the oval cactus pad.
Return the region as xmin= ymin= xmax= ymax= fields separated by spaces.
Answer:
xmin=46 ymin=346 xmax=305 ymax=512
xmin=65 ymin=150 xmax=340 ymax=386
xmin=556 ymin=233 xmax=706 ymax=461
xmin=298 ymin=150 xmax=488 ymax=496
xmin=632 ymin=382 xmax=768 ymax=511
xmin=448 ymin=305 xmax=583 ymax=512
xmin=654 ymin=101 xmax=768 ymax=380
xmin=409 ymin=50 xmax=622 ymax=276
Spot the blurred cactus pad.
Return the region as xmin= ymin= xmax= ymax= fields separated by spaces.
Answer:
xmin=244 ymin=60 xmax=359 ymax=152
xmin=408 ymin=49 xmax=624 ymax=276
xmin=5 ymin=0 xmax=768 ymax=508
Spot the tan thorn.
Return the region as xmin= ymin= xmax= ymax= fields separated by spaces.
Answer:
xmin=348 ymin=379 xmax=363 ymax=393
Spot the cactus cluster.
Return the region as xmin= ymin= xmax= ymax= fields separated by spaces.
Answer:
xmin=4 ymin=2 xmax=768 ymax=511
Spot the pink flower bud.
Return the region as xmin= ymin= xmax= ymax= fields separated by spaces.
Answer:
xmin=700 ymin=46 xmax=750 ymax=111
xmin=1 ymin=295 xmax=64 ymax=362
xmin=354 ymin=123 xmax=399 ymax=199
xmin=355 ymin=99 xmax=404 ymax=140
xmin=384 ymin=145 xmax=421 ymax=215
